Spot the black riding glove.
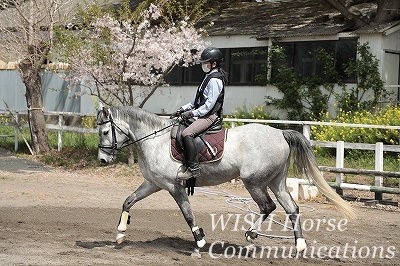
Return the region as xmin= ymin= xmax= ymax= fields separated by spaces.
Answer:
xmin=181 ymin=110 xmax=194 ymax=120
xmin=170 ymin=107 xmax=184 ymax=118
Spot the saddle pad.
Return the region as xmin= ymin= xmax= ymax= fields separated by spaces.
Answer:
xmin=170 ymin=129 xmax=227 ymax=163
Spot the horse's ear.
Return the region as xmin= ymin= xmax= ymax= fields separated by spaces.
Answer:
xmin=99 ymin=102 xmax=104 ymax=111
xmin=107 ymin=108 xmax=113 ymax=119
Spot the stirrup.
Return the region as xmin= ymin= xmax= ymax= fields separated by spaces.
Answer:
xmin=177 ymin=165 xmax=200 ymax=180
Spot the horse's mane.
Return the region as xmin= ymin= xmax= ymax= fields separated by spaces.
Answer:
xmin=110 ymin=106 xmax=171 ymax=129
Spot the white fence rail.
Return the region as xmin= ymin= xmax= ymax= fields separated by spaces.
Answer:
xmin=1 ymin=110 xmax=400 ymax=198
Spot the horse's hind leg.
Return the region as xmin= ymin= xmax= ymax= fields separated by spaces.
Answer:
xmin=242 ymin=181 xmax=277 ymax=241
xmin=269 ymin=177 xmax=307 ymax=252
xmin=116 ymin=180 xmax=161 ymax=244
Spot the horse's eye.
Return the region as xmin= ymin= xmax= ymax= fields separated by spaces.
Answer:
xmin=103 ymin=130 xmax=109 ymax=136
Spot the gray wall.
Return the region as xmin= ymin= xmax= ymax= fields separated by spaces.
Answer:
xmin=0 ymin=70 xmax=96 ymax=114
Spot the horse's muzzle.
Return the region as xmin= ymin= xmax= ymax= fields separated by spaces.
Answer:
xmin=98 ymin=152 xmax=114 ymax=164
xmin=99 ymin=158 xmax=108 ymax=164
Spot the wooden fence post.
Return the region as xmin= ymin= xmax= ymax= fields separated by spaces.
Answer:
xmin=336 ymin=141 xmax=344 ymax=195
xmin=375 ymin=142 xmax=383 ymax=200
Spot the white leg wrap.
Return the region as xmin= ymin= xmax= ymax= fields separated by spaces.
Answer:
xmin=197 ymin=239 xmax=206 ymax=248
xmin=117 ymin=211 xmax=129 ymax=232
xmin=296 ymin=238 xmax=307 ymax=252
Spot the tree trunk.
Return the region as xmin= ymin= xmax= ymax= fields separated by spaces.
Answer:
xmin=19 ymin=60 xmax=51 ymax=154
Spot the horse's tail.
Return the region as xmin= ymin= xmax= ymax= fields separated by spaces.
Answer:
xmin=282 ymin=130 xmax=357 ymax=220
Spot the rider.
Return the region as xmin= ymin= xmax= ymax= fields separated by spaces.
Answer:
xmin=171 ymin=47 xmax=228 ymax=180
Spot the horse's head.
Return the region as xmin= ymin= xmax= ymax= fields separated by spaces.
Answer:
xmin=97 ymin=105 xmax=131 ymax=164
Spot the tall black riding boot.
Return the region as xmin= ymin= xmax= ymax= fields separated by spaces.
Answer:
xmin=177 ymin=135 xmax=200 ymax=180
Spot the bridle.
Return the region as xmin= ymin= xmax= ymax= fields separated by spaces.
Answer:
xmin=97 ymin=113 xmax=179 ymax=157
xmin=97 ymin=116 xmax=133 ymax=157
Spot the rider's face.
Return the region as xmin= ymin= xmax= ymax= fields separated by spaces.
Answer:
xmin=202 ymin=62 xmax=211 ymax=73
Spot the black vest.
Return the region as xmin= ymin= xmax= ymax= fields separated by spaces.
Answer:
xmin=194 ymin=72 xmax=225 ymax=118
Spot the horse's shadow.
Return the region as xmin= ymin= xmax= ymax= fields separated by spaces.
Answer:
xmin=76 ymin=236 xmax=245 ymax=256
xmin=76 ymin=238 xmax=348 ymax=261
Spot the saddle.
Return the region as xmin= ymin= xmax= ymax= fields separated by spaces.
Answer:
xmin=170 ymin=118 xmax=227 ymax=163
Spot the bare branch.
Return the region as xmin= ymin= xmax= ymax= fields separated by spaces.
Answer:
xmin=324 ymin=0 xmax=369 ymax=28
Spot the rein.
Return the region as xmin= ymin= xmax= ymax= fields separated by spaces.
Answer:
xmin=98 ymin=116 xmax=179 ymax=155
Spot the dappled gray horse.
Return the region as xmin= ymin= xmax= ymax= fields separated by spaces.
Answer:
xmin=97 ymin=105 xmax=356 ymax=256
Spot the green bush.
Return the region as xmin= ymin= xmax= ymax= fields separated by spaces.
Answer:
xmin=82 ymin=116 xmax=97 ymax=129
xmin=223 ymin=105 xmax=279 ymax=127
xmin=311 ymin=106 xmax=400 ymax=162
xmin=312 ymin=106 xmax=400 ymax=145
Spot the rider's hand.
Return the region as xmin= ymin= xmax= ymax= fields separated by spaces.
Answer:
xmin=170 ymin=107 xmax=184 ymax=118
xmin=181 ymin=110 xmax=194 ymax=120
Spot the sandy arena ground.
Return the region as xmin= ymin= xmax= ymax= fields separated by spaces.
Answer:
xmin=0 ymin=149 xmax=399 ymax=265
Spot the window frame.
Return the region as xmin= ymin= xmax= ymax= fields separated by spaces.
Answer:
xmin=275 ymin=39 xmax=358 ymax=83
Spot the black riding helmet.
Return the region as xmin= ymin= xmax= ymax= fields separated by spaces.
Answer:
xmin=199 ymin=47 xmax=223 ymax=63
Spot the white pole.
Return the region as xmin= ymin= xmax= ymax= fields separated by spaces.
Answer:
xmin=336 ymin=141 xmax=345 ymax=184
xmin=14 ymin=112 xmax=19 ymax=152
xmin=302 ymin=124 xmax=310 ymax=141
xmin=375 ymin=142 xmax=384 ymax=200
xmin=58 ymin=114 xmax=63 ymax=151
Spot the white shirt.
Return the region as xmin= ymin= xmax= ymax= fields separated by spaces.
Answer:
xmin=182 ymin=69 xmax=223 ymax=117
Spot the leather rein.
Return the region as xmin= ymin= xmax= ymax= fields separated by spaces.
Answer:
xmin=97 ymin=116 xmax=179 ymax=156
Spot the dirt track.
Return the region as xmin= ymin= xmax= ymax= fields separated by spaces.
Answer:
xmin=0 ymin=150 xmax=399 ymax=265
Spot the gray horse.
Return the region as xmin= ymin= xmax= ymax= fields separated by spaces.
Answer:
xmin=97 ymin=105 xmax=356 ymax=256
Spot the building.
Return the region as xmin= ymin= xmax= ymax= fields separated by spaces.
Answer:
xmin=1 ymin=0 xmax=399 ymax=117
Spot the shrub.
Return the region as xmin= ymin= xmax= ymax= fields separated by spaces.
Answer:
xmin=312 ymin=106 xmax=400 ymax=145
xmin=223 ymin=105 xmax=279 ymax=127
xmin=311 ymin=106 xmax=400 ymax=160
xmin=82 ymin=116 xmax=97 ymax=128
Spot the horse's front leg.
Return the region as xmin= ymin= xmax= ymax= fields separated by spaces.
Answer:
xmin=169 ymin=184 xmax=205 ymax=258
xmin=116 ymin=180 xmax=161 ymax=244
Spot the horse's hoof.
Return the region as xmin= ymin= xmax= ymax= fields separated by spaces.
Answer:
xmin=245 ymin=243 xmax=255 ymax=251
xmin=191 ymin=248 xmax=202 ymax=259
xmin=296 ymin=238 xmax=307 ymax=252
xmin=116 ymin=233 xmax=126 ymax=245
xmin=245 ymin=230 xmax=258 ymax=242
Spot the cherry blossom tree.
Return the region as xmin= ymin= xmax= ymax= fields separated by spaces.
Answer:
xmin=61 ymin=3 xmax=208 ymax=108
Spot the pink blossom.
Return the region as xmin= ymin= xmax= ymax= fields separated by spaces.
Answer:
xmin=64 ymin=4 xmax=209 ymax=107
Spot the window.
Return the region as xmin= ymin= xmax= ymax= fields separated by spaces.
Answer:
xmin=164 ymin=66 xmax=180 ymax=84
xmin=335 ymin=39 xmax=357 ymax=82
xmin=183 ymin=64 xmax=203 ymax=84
xmin=164 ymin=41 xmax=356 ymax=85
xmin=230 ymin=47 xmax=268 ymax=85
xmin=275 ymin=39 xmax=357 ymax=82
xmin=164 ymin=47 xmax=268 ymax=85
